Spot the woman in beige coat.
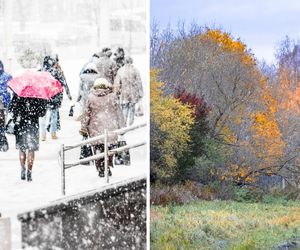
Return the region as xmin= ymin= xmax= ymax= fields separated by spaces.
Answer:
xmin=80 ymin=78 xmax=125 ymax=177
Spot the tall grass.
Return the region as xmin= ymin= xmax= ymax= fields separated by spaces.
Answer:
xmin=151 ymin=201 xmax=300 ymax=250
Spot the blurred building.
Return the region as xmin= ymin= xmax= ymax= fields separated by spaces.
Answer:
xmin=0 ymin=0 xmax=147 ymax=67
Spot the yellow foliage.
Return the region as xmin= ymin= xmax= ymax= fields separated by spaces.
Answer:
xmin=223 ymin=164 xmax=257 ymax=183
xmin=278 ymin=66 xmax=300 ymax=112
xmin=151 ymin=69 xmax=194 ymax=177
xmin=221 ymin=126 xmax=237 ymax=144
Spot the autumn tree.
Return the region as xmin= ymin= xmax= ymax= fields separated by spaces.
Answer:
xmin=173 ymin=89 xmax=220 ymax=182
xmin=151 ymin=24 xmax=299 ymax=188
xmin=230 ymin=79 xmax=285 ymax=183
xmin=273 ymin=37 xmax=300 ymax=185
xmin=152 ymin=26 xmax=261 ymax=140
xmin=150 ymin=70 xmax=194 ymax=181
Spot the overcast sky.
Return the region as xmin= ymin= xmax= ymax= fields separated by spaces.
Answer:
xmin=151 ymin=0 xmax=300 ymax=63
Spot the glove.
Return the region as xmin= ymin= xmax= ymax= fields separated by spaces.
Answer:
xmin=79 ymin=128 xmax=88 ymax=136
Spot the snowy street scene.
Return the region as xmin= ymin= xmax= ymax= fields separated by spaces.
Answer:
xmin=0 ymin=0 xmax=148 ymax=249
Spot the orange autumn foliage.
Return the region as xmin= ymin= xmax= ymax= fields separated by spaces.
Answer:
xmin=250 ymin=80 xmax=285 ymax=167
xmin=278 ymin=66 xmax=300 ymax=112
xmin=201 ymin=29 xmax=256 ymax=66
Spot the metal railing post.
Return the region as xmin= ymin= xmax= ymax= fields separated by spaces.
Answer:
xmin=60 ymin=123 xmax=147 ymax=191
xmin=60 ymin=144 xmax=65 ymax=196
xmin=104 ymin=129 xmax=109 ymax=184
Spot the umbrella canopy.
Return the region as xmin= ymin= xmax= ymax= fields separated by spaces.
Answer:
xmin=8 ymin=70 xmax=63 ymax=100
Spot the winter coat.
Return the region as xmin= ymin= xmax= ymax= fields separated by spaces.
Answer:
xmin=41 ymin=66 xmax=65 ymax=109
xmin=94 ymin=56 xmax=117 ymax=84
xmin=77 ymin=63 xmax=100 ymax=107
xmin=0 ymin=107 xmax=8 ymax=152
xmin=81 ymin=87 xmax=125 ymax=145
xmin=0 ymin=61 xmax=12 ymax=108
xmin=40 ymin=60 xmax=71 ymax=109
xmin=114 ymin=56 xmax=125 ymax=72
xmin=55 ymin=63 xmax=71 ymax=99
xmin=8 ymin=95 xmax=47 ymax=134
xmin=80 ymin=56 xmax=100 ymax=75
xmin=114 ymin=64 xmax=144 ymax=104
xmin=0 ymin=98 xmax=4 ymax=128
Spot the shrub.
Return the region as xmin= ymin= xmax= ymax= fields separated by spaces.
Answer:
xmin=151 ymin=181 xmax=233 ymax=206
xmin=151 ymin=183 xmax=193 ymax=206
xmin=234 ymin=188 xmax=264 ymax=203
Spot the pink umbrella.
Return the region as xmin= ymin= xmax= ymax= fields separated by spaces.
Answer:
xmin=8 ymin=70 xmax=63 ymax=100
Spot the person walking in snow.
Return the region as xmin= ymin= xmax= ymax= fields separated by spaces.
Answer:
xmin=52 ymin=54 xmax=72 ymax=131
xmin=0 ymin=60 xmax=12 ymax=111
xmin=9 ymin=94 xmax=47 ymax=181
xmin=80 ymin=53 xmax=102 ymax=75
xmin=94 ymin=48 xmax=117 ymax=84
xmin=113 ymin=47 xmax=125 ymax=72
xmin=79 ymin=78 xmax=125 ymax=177
xmin=0 ymin=60 xmax=12 ymax=152
xmin=77 ymin=62 xmax=99 ymax=117
xmin=76 ymin=61 xmax=100 ymax=162
xmin=114 ymin=56 xmax=144 ymax=126
xmin=0 ymin=96 xmax=9 ymax=152
xmin=40 ymin=56 xmax=72 ymax=140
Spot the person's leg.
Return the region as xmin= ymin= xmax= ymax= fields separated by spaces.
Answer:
xmin=27 ymin=150 xmax=35 ymax=171
xmin=50 ymin=108 xmax=58 ymax=139
xmin=94 ymin=144 xmax=105 ymax=177
xmin=57 ymin=110 xmax=61 ymax=130
xmin=108 ymin=145 xmax=114 ymax=167
xmin=47 ymin=114 xmax=51 ymax=132
xmin=19 ymin=150 xmax=26 ymax=168
xmin=121 ymin=103 xmax=129 ymax=127
xmin=39 ymin=113 xmax=47 ymax=140
xmin=98 ymin=144 xmax=105 ymax=176
xmin=107 ymin=145 xmax=114 ymax=176
xmin=19 ymin=150 xmax=26 ymax=180
xmin=128 ymin=103 xmax=136 ymax=126
xmin=27 ymin=150 xmax=35 ymax=181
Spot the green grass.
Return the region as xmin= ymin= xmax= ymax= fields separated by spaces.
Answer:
xmin=151 ymin=200 xmax=300 ymax=250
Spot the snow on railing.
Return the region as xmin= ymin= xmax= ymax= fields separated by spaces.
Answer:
xmin=58 ymin=123 xmax=147 ymax=195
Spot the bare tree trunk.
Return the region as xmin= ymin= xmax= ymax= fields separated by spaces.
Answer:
xmin=98 ymin=0 xmax=110 ymax=48
xmin=281 ymin=177 xmax=286 ymax=190
xmin=3 ymin=0 xmax=13 ymax=70
xmin=17 ymin=0 xmax=26 ymax=31
xmin=92 ymin=0 xmax=111 ymax=50
xmin=128 ymin=0 xmax=133 ymax=54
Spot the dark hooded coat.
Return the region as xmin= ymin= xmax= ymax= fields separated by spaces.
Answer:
xmin=0 ymin=60 xmax=12 ymax=108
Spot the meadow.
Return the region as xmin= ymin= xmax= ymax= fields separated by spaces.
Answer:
xmin=151 ymin=201 xmax=300 ymax=250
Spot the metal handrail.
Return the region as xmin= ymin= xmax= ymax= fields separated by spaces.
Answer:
xmin=59 ymin=122 xmax=147 ymax=195
xmin=65 ymin=141 xmax=146 ymax=169
xmin=64 ymin=123 xmax=147 ymax=152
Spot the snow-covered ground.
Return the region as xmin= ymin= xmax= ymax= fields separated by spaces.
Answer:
xmin=0 ymin=54 xmax=148 ymax=249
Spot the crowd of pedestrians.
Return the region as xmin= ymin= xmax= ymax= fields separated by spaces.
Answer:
xmin=0 ymin=47 xmax=144 ymax=181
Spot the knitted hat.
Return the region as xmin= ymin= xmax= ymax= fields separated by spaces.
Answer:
xmin=93 ymin=78 xmax=112 ymax=89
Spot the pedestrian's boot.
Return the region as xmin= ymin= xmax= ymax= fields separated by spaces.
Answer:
xmin=96 ymin=161 xmax=105 ymax=178
xmin=108 ymin=167 xmax=112 ymax=177
xmin=27 ymin=170 xmax=32 ymax=182
xmin=51 ymin=132 xmax=58 ymax=140
xmin=21 ymin=167 xmax=26 ymax=180
xmin=41 ymin=135 xmax=46 ymax=141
